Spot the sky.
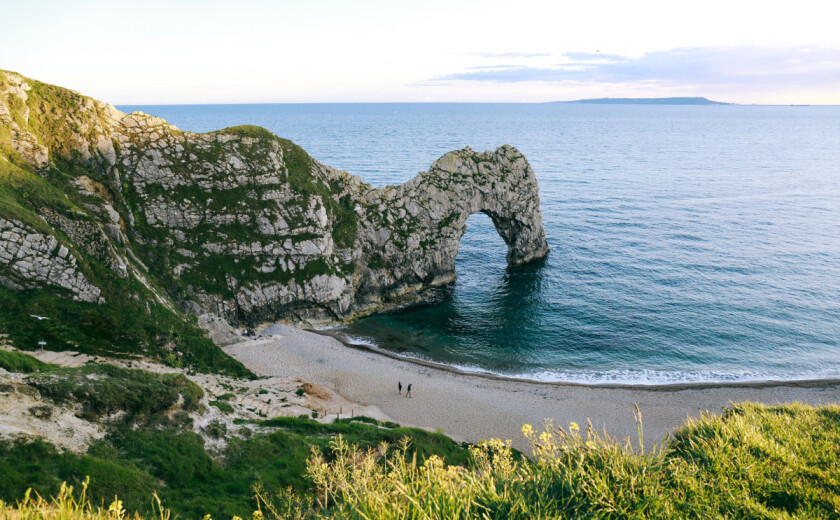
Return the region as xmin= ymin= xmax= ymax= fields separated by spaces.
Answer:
xmin=2 ymin=0 xmax=839 ymax=104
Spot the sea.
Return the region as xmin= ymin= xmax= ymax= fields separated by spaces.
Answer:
xmin=118 ymin=103 xmax=840 ymax=386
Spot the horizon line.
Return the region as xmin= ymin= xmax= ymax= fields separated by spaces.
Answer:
xmin=114 ymin=101 xmax=840 ymax=107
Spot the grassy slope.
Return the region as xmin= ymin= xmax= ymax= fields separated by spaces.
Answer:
xmin=1 ymin=74 xmax=251 ymax=377
xmin=0 ymin=420 xmax=468 ymax=520
xmin=0 ymin=353 xmax=838 ymax=518
xmin=2 ymin=352 xmax=838 ymax=520
xmin=0 ymin=353 xmax=469 ymax=519
xmin=0 ymin=349 xmax=51 ymax=373
xmin=0 ymin=286 xmax=250 ymax=376
xmin=299 ymin=402 xmax=840 ymax=519
xmin=0 ymin=159 xmax=76 ymax=234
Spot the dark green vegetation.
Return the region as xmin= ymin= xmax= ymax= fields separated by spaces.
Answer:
xmin=29 ymin=363 xmax=203 ymax=423
xmin=3 ymin=400 xmax=839 ymax=519
xmin=564 ymin=96 xmax=732 ymax=105
xmin=0 ymin=418 xmax=468 ymax=519
xmin=0 ymin=353 xmax=469 ymax=519
xmin=0 ymin=287 xmax=251 ymax=376
xmin=210 ymin=400 xmax=235 ymax=413
xmin=0 ymin=348 xmax=51 ymax=373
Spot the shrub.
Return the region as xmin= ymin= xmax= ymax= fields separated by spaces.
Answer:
xmin=264 ymin=402 xmax=840 ymax=519
xmin=210 ymin=401 xmax=235 ymax=413
xmin=0 ymin=349 xmax=51 ymax=373
xmin=29 ymin=364 xmax=203 ymax=423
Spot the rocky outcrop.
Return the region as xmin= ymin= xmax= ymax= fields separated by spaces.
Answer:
xmin=0 ymin=217 xmax=102 ymax=303
xmin=352 ymin=145 xmax=548 ymax=314
xmin=0 ymin=69 xmax=548 ymax=329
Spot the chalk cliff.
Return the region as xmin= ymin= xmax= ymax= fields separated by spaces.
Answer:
xmin=0 ymin=69 xmax=548 ymax=336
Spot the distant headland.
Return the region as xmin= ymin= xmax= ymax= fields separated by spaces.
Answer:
xmin=559 ymin=96 xmax=733 ymax=105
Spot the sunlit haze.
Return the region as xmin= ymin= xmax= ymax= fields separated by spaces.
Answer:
xmin=2 ymin=0 xmax=839 ymax=104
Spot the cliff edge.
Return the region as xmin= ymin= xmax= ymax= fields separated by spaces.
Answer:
xmin=0 ymin=69 xmax=548 ymax=344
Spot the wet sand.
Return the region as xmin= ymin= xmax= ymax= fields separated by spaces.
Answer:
xmin=224 ymin=324 xmax=840 ymax=453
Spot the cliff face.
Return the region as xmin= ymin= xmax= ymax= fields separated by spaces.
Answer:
xmin=0 ymin=69 xmax=548 ymax=331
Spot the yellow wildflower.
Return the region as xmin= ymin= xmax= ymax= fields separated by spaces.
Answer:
xmin=108 ymin=499 xmax=124 ymax=519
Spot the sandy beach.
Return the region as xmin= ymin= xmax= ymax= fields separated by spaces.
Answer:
xmin=225 ymin=325 xmax=840 ymax=453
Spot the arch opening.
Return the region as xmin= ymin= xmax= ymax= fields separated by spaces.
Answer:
xmin=455 ymin=212 xmax=509 ymax=280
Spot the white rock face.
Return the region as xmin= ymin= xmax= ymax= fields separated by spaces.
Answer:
xmin=353 ymin=145 xmax=549 ymax=311
xmin=0 ymin=70 xmax=549 ymax=328
xmin=0 ymin=218 xmax=102 ymax=303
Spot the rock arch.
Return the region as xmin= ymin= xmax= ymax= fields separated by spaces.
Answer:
xmin=0 ymin=69 xmax=551 ymax=325
xmin=354 ymin=145 xmax=550 ymax=312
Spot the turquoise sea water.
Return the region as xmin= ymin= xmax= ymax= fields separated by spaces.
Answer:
xmin=120 ymin=103 xmax=840 ymax=385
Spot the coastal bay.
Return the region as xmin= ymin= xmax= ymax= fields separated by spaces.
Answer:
xmin=226 ymin=325 xmax=840 ymax=453
xmin=144 ymin=102 xmax=840 ymax=385
xmin=4 ymin=3 xmax=840 ymax=516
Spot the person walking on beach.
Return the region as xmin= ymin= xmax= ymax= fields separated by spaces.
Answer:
xmin=398 ymin=381 xmax=402 ymax=395
xmin=406 ymin=384 xmax=412 ymax=398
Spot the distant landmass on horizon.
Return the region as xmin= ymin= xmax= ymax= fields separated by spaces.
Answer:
xmin=559 ymin=97 xmax=733 ymax=105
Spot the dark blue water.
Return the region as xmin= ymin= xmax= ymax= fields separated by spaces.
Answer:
xmin=120 ymin=103 xmax=840 ymax=384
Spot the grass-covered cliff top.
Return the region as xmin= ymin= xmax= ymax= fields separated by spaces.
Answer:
xmin=0 ymin=70 xmax=255 ymax=376
xmin=2 ymin=399 xmax=838 ymax=519
xmin=1 ymin=67 xmax=363 ymax=357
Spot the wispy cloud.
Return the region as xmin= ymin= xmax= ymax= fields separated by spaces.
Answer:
xmin=432 ymin=46 xmax=840 ymax=89
xmin=473 ymin=52 xmax=552 ymax=58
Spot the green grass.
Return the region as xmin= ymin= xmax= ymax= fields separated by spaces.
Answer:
xmin=0 ymin=160 xmax=77 ymax=234
xmin=209 ymin=400 xmax=235 ymax=413
xmin=0 ymin=287 xmax=252 ymax=377
xmin=28 ymin=363 xmax=203 ymax=423
xmin=214 ymin=125 xmax=278 ymax=141
xmin=335 ymin=415 xmax=401 ymax=429
xmin=0 ymin=349 xmax=52 ymax=373
xmin=1 ymin=403 xmax=839 ymax=519
xmin=0 ymin=397 xmax=469 ymax=519
xmin=0 ymin=439 xmax=161 ymax=513
xmin=284 ymin=402 xmax=840 ymax=519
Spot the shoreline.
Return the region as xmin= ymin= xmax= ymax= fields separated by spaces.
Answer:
xmin=314 ymin=328 xmax=840 ymax=391
xmin=225 ymin=324 xmax=840 ymax=453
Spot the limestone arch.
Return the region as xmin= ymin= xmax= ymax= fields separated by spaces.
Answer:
xmin=357 ymin=145 xmax=550 ymax=307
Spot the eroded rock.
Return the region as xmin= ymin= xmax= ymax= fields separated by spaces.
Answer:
xmin=0 ymin=69 xmax=549 ymax=330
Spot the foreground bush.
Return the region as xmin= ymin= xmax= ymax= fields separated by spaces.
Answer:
xmin=261 ymin=402 xmax=840 ymax=519
xmin=0 ymin=479 xmax=167 ymax=520
xmin=3 ymin=403 xmax=839 ymax=519
xmin=0 ymin=415 xmax=468 ymax=519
